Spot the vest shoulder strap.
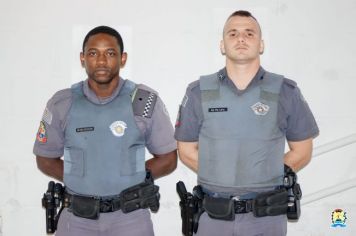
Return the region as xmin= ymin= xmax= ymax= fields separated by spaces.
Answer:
xmin=199 ymin=73 xmax=219 ymax=91
xmin=132 ymin=86 xmax=158 ymax=118
xmin=70 ymin=81 xmax=84 ymax=94
xmin=261 ymin=72 xmax=284 ymax=93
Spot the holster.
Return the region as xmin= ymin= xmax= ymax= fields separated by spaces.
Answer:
xmin=176 ymin=182 xmax=204 ymax=236
xmin=42 ymin=181 xmax=65 ymax=234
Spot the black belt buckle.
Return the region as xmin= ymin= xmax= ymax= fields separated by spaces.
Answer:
xmin=234 ymin=199 xmax=252 ymax=214
xmin=100 ymin=199 xmax=114 ymax=213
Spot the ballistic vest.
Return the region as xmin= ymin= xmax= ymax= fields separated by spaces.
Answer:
xmin=64 ymin=80 xmax=146 ymax=196
xmin=198 ymin=71 xmax=285 ymax=188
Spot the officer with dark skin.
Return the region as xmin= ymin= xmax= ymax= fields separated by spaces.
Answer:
xmin=35 ymin=26 xmax=177 ymax=236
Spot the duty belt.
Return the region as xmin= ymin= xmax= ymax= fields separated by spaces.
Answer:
xmin=201 ymin=188 xmax=256 ymax=214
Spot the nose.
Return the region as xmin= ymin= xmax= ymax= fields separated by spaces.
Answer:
xmin=97 ymin=53 xmax=107 ymax=66
xmin=237 ymin=33 xmax=245 ymax=43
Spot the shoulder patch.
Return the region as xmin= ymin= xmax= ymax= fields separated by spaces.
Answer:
xmin=283 ymin=78 xmax=297 ymax=88
xmin=132 ymin=88 xmax=157 ymax=118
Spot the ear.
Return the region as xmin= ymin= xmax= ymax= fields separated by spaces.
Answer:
xmin=259 ymin=40 xmax=265 ymax=55
xmin=120 ymin=52 xmax=128 ymax=68
xmin=80 ymin=52 xmax=85 ymax=67
xmin=220 ymin=40 xmax=226 ymax=55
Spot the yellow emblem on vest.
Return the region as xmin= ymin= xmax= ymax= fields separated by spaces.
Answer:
xmin=110 ymin=121 xmax=127 ymax=137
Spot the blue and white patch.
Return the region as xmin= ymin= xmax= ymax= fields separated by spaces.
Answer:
xmin=251 ymin=102 xmax=269 ymax=116
xmin=109 ymin=121 xmax=127 ymax=137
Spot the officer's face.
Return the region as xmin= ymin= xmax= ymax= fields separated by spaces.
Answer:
xmin=80 ymin=33 xmax=127 ymax=85
xmin=221 ymin=16 xmax=264 ymax=64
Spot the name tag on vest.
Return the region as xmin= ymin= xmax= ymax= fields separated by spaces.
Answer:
xmin=208 ymin=107 xmax=228 ymax=112
xmin=76 ymin=127 xmax=95 ymax=132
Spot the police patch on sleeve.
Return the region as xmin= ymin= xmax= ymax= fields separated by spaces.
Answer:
xmin=110 ymin=121 xmax=127 ymax=137
xmin=37 ymin=121 xmax=48 ymax=143
xmin=251 ymin=102 xmax=269 ymax=116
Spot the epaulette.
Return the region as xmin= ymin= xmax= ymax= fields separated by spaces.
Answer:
xmin=283 ymin=78 xmax=297 ymax=88
xmin=132 ymin=88 xmax=158 ymax=118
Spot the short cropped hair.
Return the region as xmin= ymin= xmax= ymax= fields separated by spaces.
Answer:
xmin=82 ymin=26 xmax=124 ymax=54
xmin=228 ymin=10 xmax=258 ymax=22
xmin=225 ymin=10 xmax=261 ymax=35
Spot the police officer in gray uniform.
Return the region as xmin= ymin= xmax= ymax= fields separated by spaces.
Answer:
xmin=175 ymin=11 xmax=319 ymax=236
xmin=34 ymin=26 xmax=177 ymax=236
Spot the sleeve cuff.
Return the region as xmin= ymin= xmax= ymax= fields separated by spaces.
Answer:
xmin=33 ymin=147 xmax=63 ymax=158
xmin=286 ymin=127 xmax=320 ymax=142
xmin=148 ymin=141 xmax=177 ymax=155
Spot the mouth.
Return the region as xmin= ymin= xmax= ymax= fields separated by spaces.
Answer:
xmin=94 ymin=68 xmax=110 ymax=75
xmin=235 ymin=46 xmax=248 ymax=50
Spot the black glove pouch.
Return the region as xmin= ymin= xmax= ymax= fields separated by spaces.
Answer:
xmin=70 ymin=195 xmax=100 ymax=220
xmin=120 ymin=182 xmax=160 ymax=213
xmin=203 ymin=195 xmax=235 ymax=221
xmin=253 ymin=189 xmax=288 ymax=217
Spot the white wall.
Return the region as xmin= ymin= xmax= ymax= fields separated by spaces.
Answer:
xmin=0 ymin=0 xmax=355 ymax=235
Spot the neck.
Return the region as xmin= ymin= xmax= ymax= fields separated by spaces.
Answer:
xmin=225 ymin=59 xmax=260 ymax=90
xmin=88 ymin=77 xmax=120 ymax=98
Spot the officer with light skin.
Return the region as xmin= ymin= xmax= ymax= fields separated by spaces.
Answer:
xmin=34 ymin=26 xmax=177 ymax=236
xmin=175 ymin=10 xmax=319 ymax=236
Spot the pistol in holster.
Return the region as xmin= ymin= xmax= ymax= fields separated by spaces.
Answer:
xmin=176 ymin=181 xmax=204 ymax=236
xmin=41 ymin=181 xmax=65 ymax=234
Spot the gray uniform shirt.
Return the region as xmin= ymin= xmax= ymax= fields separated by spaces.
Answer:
xmin=34 ymin=78 xmax=177 ymax=158
xmin=175 ymin=67 xmax=319 ymax=142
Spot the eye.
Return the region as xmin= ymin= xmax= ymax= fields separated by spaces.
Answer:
xmin=107 ymin=51 xmax=116 ymax=57
xmin=88 ymin=51 xmax=96 ymax=56
xmin=246 ymin=32 xmax=254 ymax=38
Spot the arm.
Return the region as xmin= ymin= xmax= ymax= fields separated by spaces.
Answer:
xmin=284 ymin=138 xmax=313 ymax=172
xmin=36 ymin=156 xmax=64 ymax=181
xmin=177 ymin=141 xmax=199 ymax=173
xmin=279 ymin=79 xmax=319 ymax=172
xmin=175 ymin=81 xmax=202 ymax=173
xmin=33 ymin=89 xmax=72 ymax=181
xmin=146 ymin=150 xmax=177 ymax=179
